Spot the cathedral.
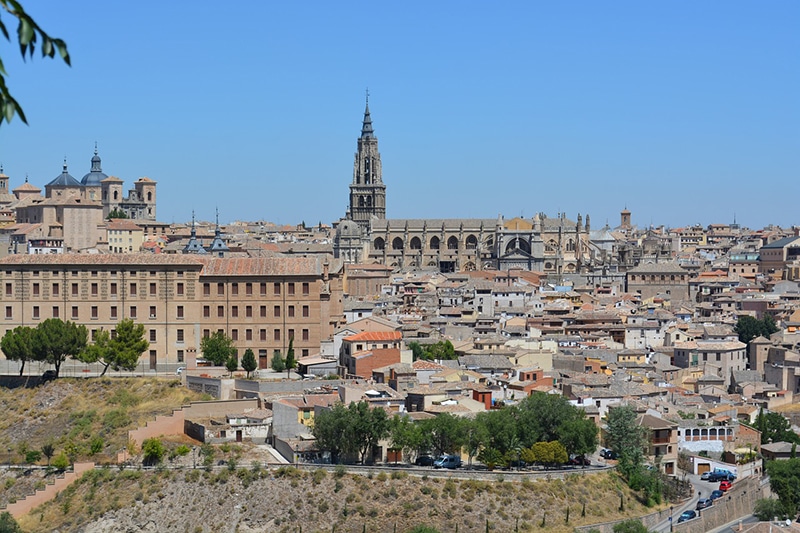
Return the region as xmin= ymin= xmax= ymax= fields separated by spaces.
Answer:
xmin=333 ymin=101 xmax=593 ymax=273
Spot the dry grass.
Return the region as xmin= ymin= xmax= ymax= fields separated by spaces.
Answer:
xmin=0 ymin=377 xmax=207 ymax=465
xmin=17 ymin=467 xmax=669 ymax=533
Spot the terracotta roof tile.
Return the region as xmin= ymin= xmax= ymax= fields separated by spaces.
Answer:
xmin=344 ymin=331 xmax=402 ymax=342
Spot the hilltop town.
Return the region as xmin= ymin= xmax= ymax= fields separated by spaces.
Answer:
xmin=1 ymin=104 xmax=799 ymax=532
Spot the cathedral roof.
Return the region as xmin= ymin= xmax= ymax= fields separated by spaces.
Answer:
xmin=47 ymin=161 xmax=81 ymax=188
xmin=81 ymin=146 xmax=109 ymax=186
xmin=360 ymin=100 xmax=374 ymax=139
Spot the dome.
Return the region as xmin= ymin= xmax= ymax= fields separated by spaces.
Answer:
xmin=81 ymin=149 xmax=108 ymax=186
xmin=336 ymin=219 xmax=362 ymax=238
xmin=47 ymin=161 xmax=81 ymax=188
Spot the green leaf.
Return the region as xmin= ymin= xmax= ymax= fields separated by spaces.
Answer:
xmin=42 ymin=37 xmax=52 ymax=57
xmin=0 ymin=19 xmax=9 ymax=41
xmin=18 ymin=17 xmax=34 ymax=47
xmin=54 ymin=39 xmax=70 ymax=65
xmin=0 ymin=58 xmax=6 ymax=77
xmin=3 ymin=102 xmax=16 ymax=123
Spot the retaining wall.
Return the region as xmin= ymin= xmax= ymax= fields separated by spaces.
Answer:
xmin=3 ymin=462 xmax=94 ymax=519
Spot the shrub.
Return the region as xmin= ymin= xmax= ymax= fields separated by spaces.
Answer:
xmin=25 ymin=450 xmax=42 ymax=464
xmin=142 ymin=438 xmax=166 ymax=466
xmin=312 ymin=468 xmax=327 ymax=484
xmin=52 ymin=453 xmax=69 ymax=470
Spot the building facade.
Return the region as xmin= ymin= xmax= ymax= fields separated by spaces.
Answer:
xmin=0 ymin=254 xmax=344 ymax=370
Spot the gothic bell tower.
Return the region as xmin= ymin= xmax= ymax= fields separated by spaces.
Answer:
xmin=349 ymin=94 xmax=386 ymax=231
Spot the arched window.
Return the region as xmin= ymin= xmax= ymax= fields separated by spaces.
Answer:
xmin=373 ymin=237 xmax=385 ymax=250
xmin=392 ymin=237 xmax=404 ymax=250
xmin=465 ymin=235 xmax=478 ymax=249
xmin=545 ymin=240 xmax=557 ymax=252
xmin=410 ymin=237 xmax=422 ymax=250
xmin=447 ymin=236 xmax=458 ymax=250
xmin=359 ymin=197 xmax=365 ymax=207
xmin=113 ymin=190 xmax=118 ymax=200
xmin=366 ymin=196 xmax=372 ymax=207
xmin=430 ymin=236 xmax=440 ymax=250
xmin=566 ymin=239 xmax=575 ymax=252
xmin=147 ymin=191 xmax=152 ymax=202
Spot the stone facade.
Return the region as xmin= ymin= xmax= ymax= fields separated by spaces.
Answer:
xmin=0 ymin=254 xmax=344 ymax=370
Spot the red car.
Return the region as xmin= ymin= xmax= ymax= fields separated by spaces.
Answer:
xmin=719 ymin=480 xmax=732 ymax=492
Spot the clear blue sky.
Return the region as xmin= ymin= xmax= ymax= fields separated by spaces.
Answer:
xmin=0 ymin=1 xmax=797 ymax=229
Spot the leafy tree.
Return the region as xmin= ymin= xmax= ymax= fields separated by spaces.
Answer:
xmin=525 ymin=441 xmax=568 ymax=468
xmin=348 ymin=401 xmax=390 ymax=464
xmin=390 ymin=414 xmax=427 ymax=462
xmin=766 ymin=458 xmax=800 ymax=517
xmin=605 ymin=404 xmax=647 ymax=478
xmin=477 ymin=447 xmax=503 ymax=470
xmin=735 ymin=315 xmax=780 ymax=344
xmin=270 ymin=351 xmax=285 ymax=372
xmin=32 ymin=318 xmax=88 ymax=377
xmin=1 ymin=325 xmax=36 ymax=375
xmin=752 ymin=410 xmax=800 ymax=445
xmin=462 ymin=415 xmax=489 ymax=466
xmin=25 ymin=449 xmax=41 ymax=464
xmin=753 ymin=498 xmax=788 ymax=521
xmin=408 ymin=341 xmax=425 ymax=361
xmin=78 ymin=319 xmax=148 ymax=375
xmin=0 ymin=1 xmax=71 ymax=126
xmin=225 ymin=352 xmax=238 ymax=375
xmin=107 ymin=208 xmax=128 ymax=219
xmin=475 ymin=408 xmax=517 ymax=455
xmin=427 ymin=340 xmax=456 ymax=360
xmin=312 ymin=403 xmax=354 ymax=463
xmin=241 ymin=348 xmax=257 ymax=378
xmin=51 ymin=452 xmax=69 ymax=470
xmin=516 ymin=392 xmax=596 ymax=455
xmin=558 ymin=416 xmax=598 ymax=458
xmin=285 ymin=337 xmax=296 ymax=378
xmin=0 ymin=511 xmax=21 ymax=533
xmin=142 ymin=437 xmax=166 ymax=466
xmin=420 ymin=413 xmax=464 ymax=457
xmin=200 ymin=331 xmax=236 ymax=366
xmin=612 ymin=519 xmax=648 ymax=533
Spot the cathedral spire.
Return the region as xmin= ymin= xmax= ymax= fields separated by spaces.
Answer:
xmin=360 ymin=89 xmax=374 ymax=139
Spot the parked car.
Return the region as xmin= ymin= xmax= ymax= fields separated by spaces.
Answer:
xmin=600 ymin=449 xmax=618 ymax=460
xmin=41 ymin=370 xmax=57 ymax=382
xmin=569 ymin=456 xmax=591 ymax=466
xmin=176 ymin=367 xmax=185 ymax=375
xmin=700 ymin=471 xmax=711 ymax=481
xmin=719 ymin=480 xmax=732 ymax=492
xmin=707 ymin=469 xmax=736 ymax=482
xmin=677 ymin=510 xmax=697 ymax=523
xmin=434 ymin=455 xmax=461 ymax=469
xmin=504 ymin=459 xmax=527 ymax=470
xmin=415 ymin=455 xmax=435 ymax=467
xmin=709 ymin=490 xmax=724 ymax=501
xmin=696 ymin=498 xmax=713 ymax=510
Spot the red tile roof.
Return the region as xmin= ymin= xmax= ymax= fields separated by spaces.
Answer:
xmin=344 ymin=331 xmax=403 ymax=342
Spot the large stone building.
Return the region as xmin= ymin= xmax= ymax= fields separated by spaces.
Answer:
xmin=0 ymin=254 xmax=344 ymax=370
xmin=333 ymin=103 xmax=593 ymax=273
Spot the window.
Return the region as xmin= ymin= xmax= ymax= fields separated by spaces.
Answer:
xmin=52 ymin=282 xmax=60 ymax=296
xmin=177 ymin=350 xmax=184 ymax=363
xmin=149 ymin=282 xmax=157 ymax=295
xmin=130 ymin=306 xmax=137 ymax=319
xmin=302 ymin=349 xmax=309 ymax=357
xmin=231 ymin=306 xmax=238 ymax=318
xmin=91 ymin=306 xmax=98 ymax=319
xmin=177 ymin=305 xmax=184 ymax=319
xmin=246 ymin=329 xmax=252 ymax=341
xmin=302 ymin=305 xmax=309 ymax=318
xmin=260 ymin=329 xmax=267 ymax=341
xmin=177 ymin=329 xmax=184 ymax=342
xmin=149 ymin=306 xmax=156 ymax=318
xmin=217 ymin=283 xmax=224 ymax=295
xmin=110 ymin=306 xmax=118 ymax=319
xmin=274 ymin=305 xmax=281 ymax=318
xmin=217 ymin=306 xmax=224 ymax=318
xmin=273 ymin=282 xmax=280 ymax=296
xmin=274 ymin=329 xmax=280 ymax=341
xmin=91 ymin=283 xmax=98 ymax=296
xmin=203 ymin=283 xmax=210 ymax=296
xmin=288 ymin=283 xmax=295 ymax=295
xmin=4 ymin=283 xmax=10 ymax=296
xmin=260 ymin=282 xmax=267 ymax=296
xmin=231 ymin=329 xmax=238 ymax=341
xmin=71 ymin=283 xmax=79 ymax=296
xmin=176 ymin=282 xmax=184 ymax=296
xmin=288 ymin=329 xmax=294 ymax=341
xmin=302 ymin=329 xmax=309 ymax=341
xmin=110 ymin=282 xmax=117 ymax=296
xmin=260 ymin=306 xmax=267 ymax=318
xmin=203 ymin=305 xmax=210 ymax=318
xmin=203 ymin=329 xmax=210 ymax=338
xmin=52 ymin=306 xmax=59 ymax=318
xmin=32 ymin=306 xmax=39 ymax=319
xmin=231 ymin=283 xmax=238 ymax=295
xmin=246 ymin=283 xmax=252 ymax=295
xmin=302 ymin=282 xmax=309 ymax=295
xmin=288 ymin=306 xmax=295 ymax=318
xmin=245 ymin=305 xmax=252 ymax=318
xmin=71 ymin=306 xmax=78 ymax=319
xmin=150 ymin=330 xmax=156 ymax=342
xmin=129 ymin=282 xmax=137 ymax=296
xmin=32 ymin=283 xmax=40 ymax=296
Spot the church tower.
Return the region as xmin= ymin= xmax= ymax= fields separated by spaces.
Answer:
xmin=349 ymin=94 xmax=386 ymax=231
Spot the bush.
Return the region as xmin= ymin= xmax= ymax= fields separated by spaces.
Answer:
xmin=312 ymin=468 xmax=327 ymax=484
xmin=52 ymin=453 xmax=69 ymax=470
xmin=142 ymin=438 xmax=166 ymax=466
xmin=174 ymin=445 xmax=191 ymax=457
xmin=25 ymin=450 xmax=42 ymax=464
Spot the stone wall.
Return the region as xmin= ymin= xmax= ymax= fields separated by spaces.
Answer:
xmin=3 ymin=462 xmax=94 ymax=519
xmin=128 ymin=410 xmax=185 ymax=448
xmin=673 ymin=476 xmax=769 ymax=533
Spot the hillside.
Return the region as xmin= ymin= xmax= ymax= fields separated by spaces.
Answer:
xmin=15 ymin=466 xmax=664 ymax=533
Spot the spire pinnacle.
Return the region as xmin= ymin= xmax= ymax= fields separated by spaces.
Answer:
xmin=361 ymin=90 xmax=374 ymax=139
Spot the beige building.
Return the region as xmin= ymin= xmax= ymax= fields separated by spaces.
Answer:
xmin=106 ymin=219 xmax=145 ymax=253
xmin=0 ymin=254 xmax=344 ymax=370
xmin=625 ymin=261 xmax=690 ymax=302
